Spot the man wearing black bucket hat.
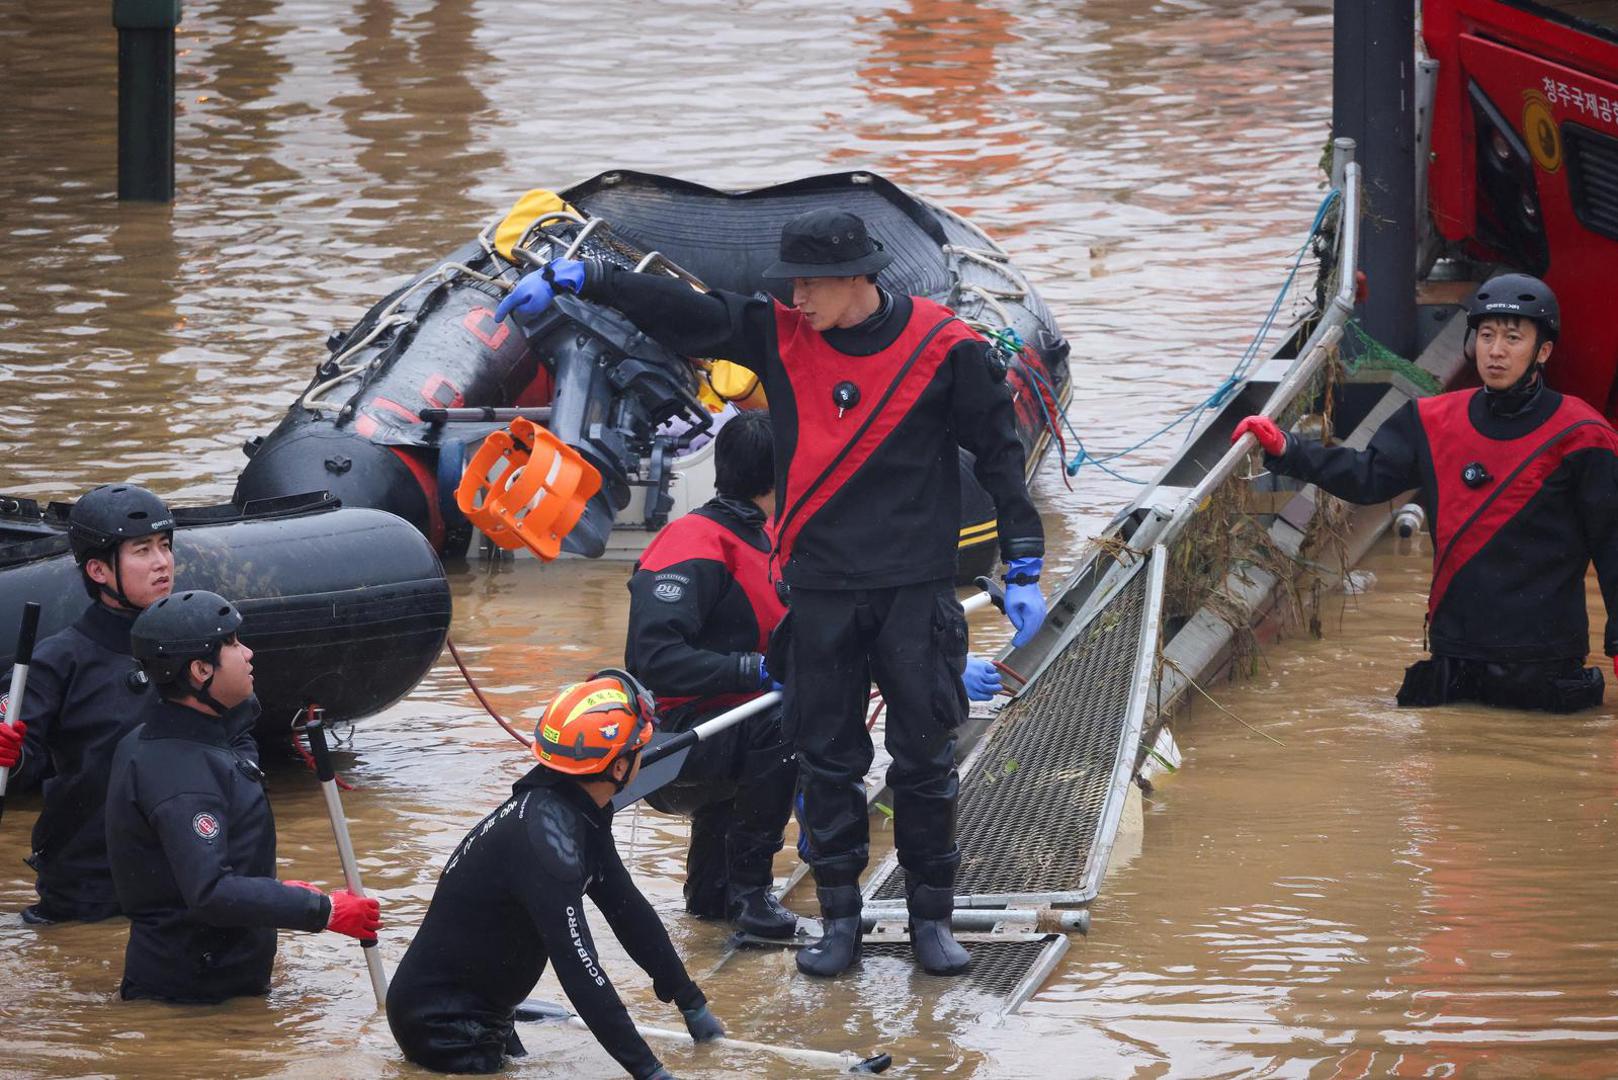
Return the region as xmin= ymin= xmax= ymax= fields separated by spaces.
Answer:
xmin=1233 ymin=273 xmax=1618 ymax=712
xmin=496 ymin=206 xmax=1048 ymax=978
xmin=2 ymin=483 xmax=177 ymax=925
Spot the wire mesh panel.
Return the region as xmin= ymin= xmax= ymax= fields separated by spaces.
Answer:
xmin=858 ymin=936 xmax=1063 ymax=1012
xmin=724 ymin=933 xmax=1067 ymax=1016
xmin=870 ymin=555 xmax=1156 ymax=905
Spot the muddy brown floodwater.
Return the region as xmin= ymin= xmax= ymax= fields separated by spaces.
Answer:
xmin=4 ymin=1 xmax=1615 ymax=1077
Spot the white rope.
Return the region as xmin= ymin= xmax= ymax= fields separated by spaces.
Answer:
xmin=943 ymin=243 xmax=1029 ymax=298
xmin=958 ymin=283 xmax=1016 ymax=329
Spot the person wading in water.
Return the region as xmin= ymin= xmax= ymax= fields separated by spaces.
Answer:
xmin=1233 ymin=274 xmax=1618 ymax=712
xmin=386 ymin=669 xmax=723 ymax=1078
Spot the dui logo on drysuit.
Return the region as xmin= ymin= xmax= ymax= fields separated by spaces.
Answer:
xmin=0 ymin=692 xmax=8 ymax=723
xmin=192 ymin=812 xmax=221 ymax=841
xmin=653 ymin=572 xmax=690 ymax=603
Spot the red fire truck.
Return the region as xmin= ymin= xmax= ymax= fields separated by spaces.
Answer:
xmin=1424 ymin=1 xmax=1618 ymax=414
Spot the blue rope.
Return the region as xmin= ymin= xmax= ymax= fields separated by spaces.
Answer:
xmin=1053 ymin=187 xmax=1342 ymax=485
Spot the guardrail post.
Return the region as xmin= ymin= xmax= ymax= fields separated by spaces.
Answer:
xmin=1332 ymin=0 xmax=1417 ymax=359
xmin=114 ymin=0 xmax=182 ymax=202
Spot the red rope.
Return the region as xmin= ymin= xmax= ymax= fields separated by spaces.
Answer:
xmin=289 ymin=721 xmax=355 ymax=791
xmin=994 ymin=660 xmax=1029 ymax=687
xmin=446 ymin=637 xmax=532 ymax=747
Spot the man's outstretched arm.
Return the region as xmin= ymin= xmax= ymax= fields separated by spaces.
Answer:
xmin=497 ymin=256 xmax=776 ymax=374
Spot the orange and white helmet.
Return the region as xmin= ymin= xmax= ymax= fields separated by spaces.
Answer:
xmin=533 ymin=668 xmax=656 ymax=775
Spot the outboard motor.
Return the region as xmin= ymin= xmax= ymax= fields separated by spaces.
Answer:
xmin=510 ymin=291 xmax=711 ymax=556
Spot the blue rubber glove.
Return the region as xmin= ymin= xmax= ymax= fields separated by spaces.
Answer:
xmin=757 ymin=655 xmax=784 ymax=693
xmin=681 ymin=1003 xmax=725 ymax=1043
xmin=1004 ymin=556 xmax=1046 ymax=648
xmin=962 ymin=656 xmax=1002 ymax=701
xmin=493 ymin=274 xmax=555 ymax=323
xmin=542 ymin=257 xmax=586 ymax=294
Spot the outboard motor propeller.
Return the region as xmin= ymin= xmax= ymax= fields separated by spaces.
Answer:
xmin=456 ymin=287 xmax=711 ymax=561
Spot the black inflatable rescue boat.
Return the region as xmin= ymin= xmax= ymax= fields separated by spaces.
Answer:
xmin=0 ymin=492 xmax=450 ymax=739
xmin=233 ymin=171 xmax=1071 ymax=580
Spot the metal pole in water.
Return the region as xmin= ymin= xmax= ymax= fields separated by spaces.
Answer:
xmin=1332 ymin=0 xmax=1417 ymax=359
xmin=114 ymin=0 xmax=181 ymax=202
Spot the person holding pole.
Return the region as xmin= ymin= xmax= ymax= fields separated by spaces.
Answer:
xmin=1232 ymin=275 xmax=1618 ymax=711
xmin=3 ymin=483 xmax=176 ymax=925
xmin=623 ymin=410 xmax=800 ymax=938
xmin=0 ymin=603 xmax=42 ymax=825
xmin=495 ymin=208 xmax=1048 ymax=977
xmin=105 ymin=590 xmax=381 ymax=1004
xmin=386 ymin=669 xmax=723 ymax=1078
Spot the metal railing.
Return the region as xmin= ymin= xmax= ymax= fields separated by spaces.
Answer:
xmin=1156 ymin=140 xmax=1362 ymax=551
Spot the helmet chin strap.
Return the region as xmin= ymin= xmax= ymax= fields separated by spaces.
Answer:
xmin=189 ymin=655 xmax=231 ymax=717
xmin=96 ymin=549 xmax=143 ymax=612
xmin=607 ymin=747 xmax=642 ymax=794
xmin=1514 ymin=361 xmax=1545 ymax=392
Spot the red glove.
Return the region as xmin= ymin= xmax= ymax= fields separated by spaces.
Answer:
xmin=326 ymin=888 xmax=382 ymax=942
xmin=0 ymin=720 xmax=26 ymax=770
xmin=1232 ymin=416 xmax=1287 ymax=457
xmin=283 ymin=879 xmax=322 ymax=894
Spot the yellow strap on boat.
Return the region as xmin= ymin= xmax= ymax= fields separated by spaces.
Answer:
xmin=706 ymin=359 xmax=766 ymax=408
xmin=494 ymin=190 xmax=579 ymax=261
xmin=695 ymin=379 xmax=727 ymax=413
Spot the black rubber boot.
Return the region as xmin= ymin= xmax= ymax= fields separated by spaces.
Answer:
xmin=907 ymin=881 xmax=970 ymax=976
xmin=728 ymin=884 xmax=799 ymax=939
xmin=796 ymin=886 xmax=863 ymax=977
xmin=20 ymin=904 xmax=58 ymax=926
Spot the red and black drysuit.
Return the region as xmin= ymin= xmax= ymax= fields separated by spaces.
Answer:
xmin=1265 ymin=381 xmax=1618 ymax=710
xmin=579 ymin=266 xmax=1042 ymax=893
xmin=386 ymin=767 xmax=705 ymax=1078
xmin=625 ymin=493 xmax=792 ymax=917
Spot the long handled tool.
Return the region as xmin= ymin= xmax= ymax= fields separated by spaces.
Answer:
xmin=304 ymin=711 xmax=389 ymax=1011
xmin=0 ymin=602 xmax=42 ymax=827
xmin=514 ymin=997 xmax=892 ymax=1074
xmin=613 ymin=589 xmax=1000 ymax=812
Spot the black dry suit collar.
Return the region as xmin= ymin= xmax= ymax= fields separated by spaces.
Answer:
xmin=1483 ymin=363 xmax=1545 ymax=419
xmin=822 ymin=288 xmax=905 ymax=356
xmin=76 ymin=601 xmax=140 ymax=654
xmin=144 ymin=699 xmax=232 ymax=747
xmin=515 ymin=764 xmax=620 ymax=822
xmin=849 ymin=286 xmax=894 ymax=332
xmin=709 ymin=494 xmax=766 ymax=529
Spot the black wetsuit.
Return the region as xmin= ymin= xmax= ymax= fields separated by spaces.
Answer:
xmin=386 ymin=766 xmax=704 ymax=1078
xmin=7 ymin=602 xmax=150 ymax=921
xmin=626 ymin=494 xmax=793 ymax=916
xmin=1267 ymin=378 xmax=1618 ymax=710
xmin=577 ymin=267 xmax=1041 ymax=893
xmin=105 ymin=698 xmax=329 ymax=1003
